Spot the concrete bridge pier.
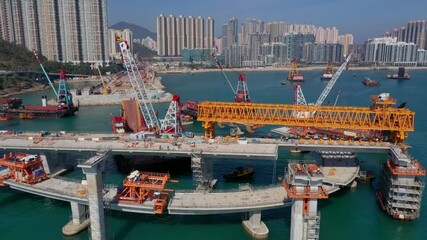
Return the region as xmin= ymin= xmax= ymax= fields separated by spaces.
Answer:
xmin=242 ymin=210 xmax=269 ymax=239
xmin=284 ymin=161 xmax=328 ymax=240
xmin=78 ymin=151 xmax=109 ymax=240
xmin=191 ymin=154 xmax=214 ymax=191
xmin=62 ymin=201 xmax=90 ymax=236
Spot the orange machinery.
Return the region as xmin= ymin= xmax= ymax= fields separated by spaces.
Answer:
xmin=0 ymin=152 xmax=47 ymax=186
xmin=197 ymin=95 xmax=414 ymax=143
xmin=283 ymin=163 xmax=328 ymax=215
xmin=116 ymin=171 xmax=177 ymax=214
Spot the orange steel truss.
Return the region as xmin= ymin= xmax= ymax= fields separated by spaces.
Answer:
xmin=387 ymin=160 xmax=426 ymax=176
xmin=198 ymin=100 xmax=415 ymax=143
xmin=117 ymin=171 xmax=176 ymax=214
xmin=0 ymin=153 xmax=47 ymax=186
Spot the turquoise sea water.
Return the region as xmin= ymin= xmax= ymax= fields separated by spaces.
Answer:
xmin=0 ymin=69 xmax=426 ymax=239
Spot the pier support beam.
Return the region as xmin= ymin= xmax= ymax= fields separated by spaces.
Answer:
xmin=242 ymin=210 xmax=269 ymax=239
xmin=78 ymin=151 xmax=109 ymax=240
xmin=62 ymin=201 xmax=90 ymax=236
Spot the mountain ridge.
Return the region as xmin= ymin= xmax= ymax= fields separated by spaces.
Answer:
xmin=109 ymin=21 xmax=156 ymax=40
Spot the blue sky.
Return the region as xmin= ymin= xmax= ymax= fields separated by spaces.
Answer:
xmin=108 ymin=0 xmax=427 ymax=42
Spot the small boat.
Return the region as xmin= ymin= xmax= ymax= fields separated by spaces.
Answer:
xmin=280 ymin=81 xmax=287 ymax=85
xmin=223 ymin=167 xmax=255 ymax=181
xmin=290 ymin=146 xmax=310 ymax=154
xmin=358 ymin=170 xmax=375 ymax=183
xmin=362 ymin=78 xmax=380 ymax=87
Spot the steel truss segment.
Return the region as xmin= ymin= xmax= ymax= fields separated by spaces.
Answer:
xmin=197 ymin=102 xmax=415 ymax=132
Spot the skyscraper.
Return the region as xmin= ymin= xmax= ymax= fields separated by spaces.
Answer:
xmin=176 ymin=15 xmax=186 ymax=55
xmin=206 ymin=17 xmax=214 ymax=48
xmin=227 ymin=17 xmax=238 ymax=48
xmin=156 ymin=14 xmax=215 ymax=56
xmin=166 ymin=15 xmax=176 ymax=56
xmin=186 ymin=16 xmax=195 ymax=49
xmin=0 ymin=0 xmax=109 ymax=64
xmin=195 ymin=16 xmax=204 ymax=49
xmin=157 ymin=14 xmax=167 ymax=56
xmin=405 ymin=20 xmax=426 ymax=50
xmin=22 ymin=0 xmax=41 ymax=52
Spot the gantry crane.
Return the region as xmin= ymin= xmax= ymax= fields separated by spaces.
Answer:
xmin=117 ymin=36 xmax=160 ymax=130
xmin=197 ymin=94 xmax=414 ymax=143
xmin=116 ymin=170 xmax=177 ymax=214
xmin=0 ymin=153 xmax=47 ymax=186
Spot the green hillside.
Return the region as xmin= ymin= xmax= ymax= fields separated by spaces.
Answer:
xmin=0 ymin=39 xmax=41 ymax=71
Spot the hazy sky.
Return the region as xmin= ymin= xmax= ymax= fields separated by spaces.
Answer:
xmin=108 ymin=0 xmax=427 ymax=42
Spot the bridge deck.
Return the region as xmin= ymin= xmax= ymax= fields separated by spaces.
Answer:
xmin=3 ymin=159 xmax=358 ymax=215
xmin=0 ymin=134 xmax=278 ymax=160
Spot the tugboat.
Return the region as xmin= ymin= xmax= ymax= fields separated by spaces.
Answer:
xmin=223 ymin=167 xmax=255 ymax=181
xmin=320 ymin=61 xmax=334 ymax=80
xmin=362 ymin=77 xmax=380 ymax=87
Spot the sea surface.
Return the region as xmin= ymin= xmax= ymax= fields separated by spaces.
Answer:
xmin=0 ymin=69 xmax=426 ymax=240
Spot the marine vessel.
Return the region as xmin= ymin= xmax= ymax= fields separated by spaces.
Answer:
xmin=0 ymin=71 xmax=78 ymax=119
xmin=386 ymin=67 xmax=410 ymax=80
xmin=362 ymin=78 xmax=380 ymax=87
xmin=321 ymin=61 xmax=334 ymax=80
xmin=223 ymin=167 xmax=255 ymax=181
xmin=288 ymin=59 xmax=304 ymax=81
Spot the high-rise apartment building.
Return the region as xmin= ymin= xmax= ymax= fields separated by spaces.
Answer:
xmin=166 ymin=15 xmax=176 ymax=56
xmin=108 ymin=29 xmax=121 ymax=59
xmin=384 ymin=20 xmax=427 ymax=50
xmin=0 ymin=0 xmax=109 ymax=64
xmin=176 ymin=15 xmax=186 ymax=55
xmin=156 ymin=14 xmax=214 ymax=56
xmin=186 ymin=16 xmax=195 ymax=50
xmin=157 ymin=14 xmax=167 ymax=56
xmin=22 ymin=0 xmax=41 ymax=53
xmin=205 ymin=17 xmax=214 ymax=48
xmin=338 ymin=34 xmax=354 ymax=56
xmin=227 ymin=17 xmax=238 ymax=48
xmin=195 ymin=16 xmax=204 ymax=49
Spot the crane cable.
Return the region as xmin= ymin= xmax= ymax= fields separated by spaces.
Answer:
xmin=211 ymin=53 xmax=236 ymax=94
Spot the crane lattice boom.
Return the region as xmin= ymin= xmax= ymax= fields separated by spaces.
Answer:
xmin=118 ymin=41 xmax=159 ymax=129
xmin=314 ymin=53 xmax=353 ymax=106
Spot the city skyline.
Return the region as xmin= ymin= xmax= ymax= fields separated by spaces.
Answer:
xmin=107 ymin=0 xmax=427 ymax=43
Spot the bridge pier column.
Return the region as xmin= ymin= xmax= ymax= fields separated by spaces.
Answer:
xmin=242 ymin=210 xmax=269 ymax=239
xmin=285 ymin=162 xmax=327 ymax=240
xmin=191 ymin=154 xmax=214 ymax=191
xmin=78 ymin=152 xmax=109 ymax=240
xmin=62 ymin=201 xmax=90 ymax=236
